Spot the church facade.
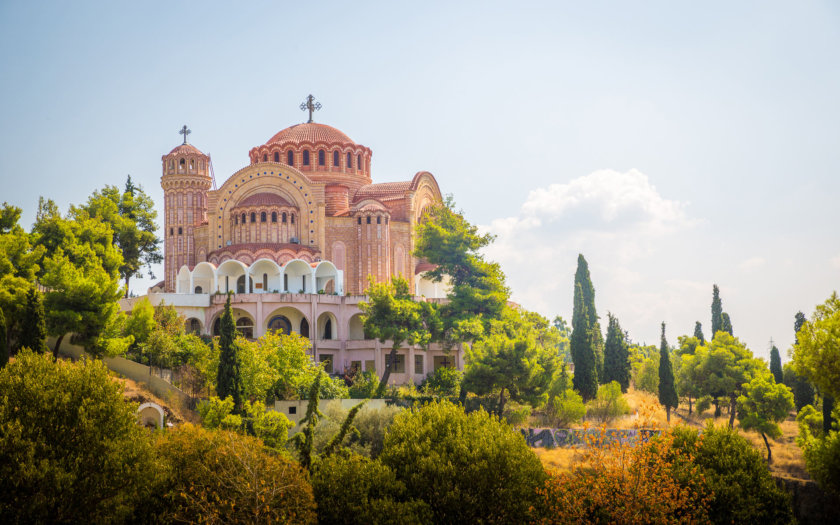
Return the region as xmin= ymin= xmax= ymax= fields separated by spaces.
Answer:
xmin=137 ymin=100 xmax=458 ymax=383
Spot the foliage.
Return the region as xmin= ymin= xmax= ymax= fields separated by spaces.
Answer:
xmin=156 ymin=424 xmax=316 ymax=524
xmin=586 ymin=381 xmax=631 ymax=423
xmin=349 ymin=369 xmax=381 ymax=398
xmin=216 ymin=294 xmax=243 ymax=410
xmin=552 ymin=315 xmax=572 ymax=363
xmin=0 ymin=350 xmax=155 ymax=523
xmin=602 ymin=313 xmax=630 ymax=391
xmin=0 ymin=308 xmax=6 ymax=367
xmin=245 ymin=399 xmax=294 ymax=452
xmin=737 ymin=376 xmax=794 ymax=462
xmin=78 ymin=177 xmax=162 ymax=296
xmin=502 ymin=401 xmax=532 ymax=426
xmin=312 ymin=454 xmax=432 ymax=525
xmin=694 ymin=320 xmax=705 ymax=344
xmin=380 ymin=400 xmax=546 ymax=523
xmin=198 ymin=395 xmax=243 ymax=430
xmin=571 ymin=281 xmax=599 ymax=400
xmin=792 ymin=291 xmax=840 ymax=400
xmin=420 ymin=365 xmax=462 ymax=397
xmin=124 ymin=296 xmax=156 ymax=349
xmin=721 ymin=312 xmax=733 ymax=335
xmin=633 ymin=354 xmax=659 ymax=394
xmin=294 ymin=371 xmax=325 ymax=470
xmin=350 ymin=404 xmax=403 ymax=458
xmin=543 ymin=388 xmax=587 ymax=427
xmin=769 ymin=344 xmax=783 ymax=384
xmin=671 ymin=422 xmax=793 ymax=524
xmin=797 ymin=409 xmax=840 ymax=495
xmin=531 ymin=429 xmax=711 ymax=524
xmin=17 ymin=287 xmax=46 ymax=353
xmin=711 ymin=283 xmax=723 ymax=336
xmin=462 ymin=307 xmax=560 ymax=415
xmin=360 ymin=276 xmax=435 ymax=397
xmin=658 ymin=323 xmax=678 ymax=419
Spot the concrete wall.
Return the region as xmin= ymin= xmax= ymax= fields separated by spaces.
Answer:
xmin=273 ymin=398 xmax=388 ymax=430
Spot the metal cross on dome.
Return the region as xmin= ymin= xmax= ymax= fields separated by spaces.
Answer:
xmin=179 ymin=125 xmax=191 ymax=144
xmin=300 ymin=94 xmax=321 ymax=123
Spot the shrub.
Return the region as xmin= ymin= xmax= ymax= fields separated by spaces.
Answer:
xmin=797 ymin=406 xmax=840 ymax=495
xmin=380 ymin=400 xmax=546 ymax=523
xmin=420 ymin=366 xmax=462 ymax=397
xmin=349 ymin=369 xmax=380 ymax=398
xmin=245 ymin=399 xmax=293 ymax=452
xmin=0 ymin=350 xmax=156 ymax=523
xmin=671 ymin=422 xmax=793 ymax=524
xmin=503 ymin=401 xmax=532 ymax=426
xmin=586 ymin=381 xmax=631 ymax=422
xmin=543 ymin=389 xmax=587 ymax=427
xmin=197 ymin=395 xmax=242 ymax=430
xmin=156 ymin=424 xmax=316 ymax=524
xmin=311 ymin=454 xmax=432 ymax=525
xmin=351 ymin=404 xmax=403 ymax=458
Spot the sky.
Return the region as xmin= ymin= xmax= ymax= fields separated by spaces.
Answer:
xmin=1 ymin=1 xmax=838 ymax=361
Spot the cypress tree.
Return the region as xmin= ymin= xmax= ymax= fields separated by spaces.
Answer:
xmin=216 ymin=293 xmax=243 ymax=411
xmin=769 ymin=345 xmax=783 ymax=384
xmin=794 ymin=311 xmax=806 ymax=344
xmin=711 ymin=284 xmax=723 ymax=336
xmin=0 ymin=308 xmax=7 ymax=368
xmin=18 ymin=288 xmax=46 ymax=353
xmin=693 ymin=321 xmax=705 ymax=345
xmin=721 ymin=312 xmax=733 ymax=335
xmin=602 ymin=313 xmax=630 ymax=392
xmin=786 ymin=313 xmax=815 ymax=411
xmin=658 ymin=322 xmax=678 ymax=422
xmin=571 ymin=282 xmax=598 ymax=401
xmin=574 ymin=254 xmax=604 ymax=380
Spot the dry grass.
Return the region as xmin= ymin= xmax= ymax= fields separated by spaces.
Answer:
xmin=114 ymin=375 xmax=198 ymax=424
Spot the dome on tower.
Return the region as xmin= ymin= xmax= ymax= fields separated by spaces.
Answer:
xmin=167 ymin=143 xmax=206 ymax=156
xmin=264 ymin=122 xmax=355 ymax=147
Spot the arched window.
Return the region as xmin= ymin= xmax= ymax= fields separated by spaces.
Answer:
xmin=190 ymin=159 xmax=195 ymax=169
xmin=287 ymin=150 xmax=294 ymax=166
xmin=273 ymin=152 xmax=279 ymax=162
xmin=213 ymin=317 xmax=221 ymax=336
xmin=300 ymin=318 xmax=310 ymax=338
xmin=186 ymin=318 xmax=201 ymax=334
xmin=236 ymin=317 xmax=253 ymax=339
xmin=346 ymin=152 xmax=352 ymax=168
xmin=241 ymin=213 xmax=246 ymax=224
xmin=250 ymin=212 xmax=256 ymax=223
xmin=323 ymin=318 xmax=332 ymax=340
xmin=268 ymin=315 xmax=292 ymax=335
xmin=318 ymin=149 xmax=325 ymax=166
xmin=193 ymin=286 xmax=203 ymax=294
xmin=271 ymin=212 xmax=277 ymax=223
xmin=282 ymin=212 xmax=287 ymax=223
xmin=366 ymin=216 xmax=370 ymax=224
xmin=290 ymin=214 xmax=295 ymax=224
xmin=302 ymin=150 xmax=310 ymax=166
xmin=333 ymin=150 xmax=339 ymax=166
xmin=261 ymin=211 xmax=267 ymax=223
xmin=377 ymin=216 xmax=381 ymax=224
xmin=170 ymin=227 xmax=174 ymax=235
xmin=178 ymin=226 xmax=183 ymax=234
xmin=235 ymin=215 xmax=238 ymax=225
xmin=262 ymin=273 xmax=268 ymax=291
xmin=357 ymin=154 xmax=361 ymax=169
xmin=236 ymin=275 xmax=246 ymax=294
xmin=179 ymin=158 xmax=185 ymax=166
xmin=263 ymin=154 xmax=267 ymax=162
xmin=357 ymin=217 xmax=361 ymax=225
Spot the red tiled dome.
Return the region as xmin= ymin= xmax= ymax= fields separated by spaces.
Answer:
xmin=233 ymin=192 xmax=293 ymax=208
xmin=265 ymin=123 xmax=355 ymax=146
xmin=167 ymin=143 xmax=205 ymax=156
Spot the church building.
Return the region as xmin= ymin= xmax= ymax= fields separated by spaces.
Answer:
xmin=140 ymin=97 xmax=458 ymax=382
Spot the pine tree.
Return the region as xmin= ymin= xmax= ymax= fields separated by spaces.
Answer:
xmin=0 ymin=308 xmax=7 ymax=368
xmin=711 ymin=284 xmax=723 ymax=336
xmin=602 ymin=313 xmax=630 ymax=392
xmin=794 ymin=311 xmax=806 ymax=344
xmin=574 ymin=254 xmax=604 ymax=380
xmin=658 ymin=322 xmax=678 ymax=422
xmin=693 ymin=321 xmax=705 ymax=345
xmin=571 ymin=282 xmax=598 ymax=401
xmin=721 ymin=312 xmax=733 ymax=335
xmin=769 ymin=345 xmax=783 ymax=384
xmin=216 ymin=293 xmax=243 ymax=411
xmin=18 ymin=288 xmax=46 ymax=353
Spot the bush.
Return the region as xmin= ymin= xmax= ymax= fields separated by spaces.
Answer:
xmin=245 ymin=399 xmax=293 ymax=452
xmin=797 ymin=406 xmax=840 ymax=495
xmin=0 ymin=350 xmax=156 ymax=523
xmin=156 ymin=424 xmax=316 ymax=524
xmin=531 ymin=429 xmax=710 ymax=524
xmin=542 ymin=389 xmax=587 ymax=427
xmin=502 ymin=401 xmax=532 ymax=426
xmin=586 ymin=381 xmax=631 ymax=422
xmin=351 ymin=404 xmax=403 ymax=458
xmin=197 ymin=395 xmax=242 ymax=430
xmin=311 ymin=454 xmax=432 ymax=525
xmin=671 ymin=422 xmax=793 ymax=524
xmin=349 ymin=369 xmax=380 ymax=398
xmin=380 ymin=400 xmax=546 ymax=523
xmin=420 ymin=366 xmax=462 ymax=397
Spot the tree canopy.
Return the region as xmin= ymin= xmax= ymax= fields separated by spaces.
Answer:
xmin=737 ymin=376 xmax=794 ymax=463
xmin=602 ymin=312 xmax=630 ymax=392
xmin=791 ymin=291 xmax=840 ymax=400
xmin=658 ymin=322 xmax=679 ymax=421
xmin=216 ymin=294 xmax=244 ymax=410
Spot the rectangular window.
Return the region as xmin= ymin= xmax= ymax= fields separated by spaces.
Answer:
xmin=365 ymin=360 xmax=376 ymax=373
xmin=414 ymin=354 xmax=424 ymax=375
xmin=386 ymin=353 xmax=405 ymax=374
xmin=350 ymin=360 xmax=362 ymax=374
xmin=319 ymin=354 xmax=334 ymax=374
xmin=434 ymin=355 xmax=455 ymax=370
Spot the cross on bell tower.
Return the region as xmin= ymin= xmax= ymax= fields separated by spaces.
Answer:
xmin=179 ymin=125 xmax=191 ymax=144
xmin=300 ymin=95 xmax=321 ymax=123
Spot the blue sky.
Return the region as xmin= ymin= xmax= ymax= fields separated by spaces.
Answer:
xmin=1 ymin=1 xmax=838 ymax=360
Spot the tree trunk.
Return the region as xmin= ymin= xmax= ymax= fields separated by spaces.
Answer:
xmin=497 ymin=388 xmax=507 ymax=418
xmin=761 ymin=432 xmax=772 ymax=464
xmin=688 ymin=396 xmax=693 ymax=416
xmin=52 ymin=333 xmax=65 ymax=360
xmin=714 ymin=399 xmax=721 ymax=417
xmin=375 ymin=346 xmax=399 ymax=398
xmin=124 ymin=276 xmax=130 ymax=298
xmin=728 ymin=396 xmax=737 ymax=427
xmin=666 ymin=405 xmax=671 ymax=423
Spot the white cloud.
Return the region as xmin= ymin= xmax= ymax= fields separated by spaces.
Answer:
xmin=739 ymin=257 xmax=766 ymax=271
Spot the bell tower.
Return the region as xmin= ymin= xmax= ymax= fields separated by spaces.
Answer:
xmin=160 ymin=125 xmax=211 ymax=292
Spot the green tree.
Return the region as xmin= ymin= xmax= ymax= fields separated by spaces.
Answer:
xmin=552 ymin=315 xmax=572 ymax=363
xmin=360 ymin=276 xmax=434 ymax=397
xmin=602 ymin=313 xmax=630 ymax=392
xmin=0 ymin=308 xmax=7 ymax=368
xmin=380 ymin=400 xmax=546 ymax=523
xmin=721 ymin=312 xmax=733 ymax=335
xmin=17 ymin=287 xmax=46 ymax=353
xmin=675 ymin=341 xmax=702 ymax=415
xmin=571 ymin=282 xmax=598 ymax=400
xmin=783 ymin=363 xmax=815 ymax=411
xmin=711 ymin=284 xmax=723 ymax=336
xmin=737 ymin=376 xmax=795 ymax=463
xmin=694 ymin=321 xmax=705 ymax=345
xmin=658 ymin=322 xmax=678 ymax=422
xmin=797 ymin=410 xmax=840 ymax=495
xmin=792 ymin=292 xmax=840 ymax=400
xmin=216 ymin=293 xmax=243 ymax=410
xmin=574 ymin=254 xmax=604 ymax=379
xmin=0 ymin=350 xmax=155 ymax=522
xmin=79 ymin=177 xmax=163 ymax=297
xmin=769 ymin=344 xmax=783 ymax=383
